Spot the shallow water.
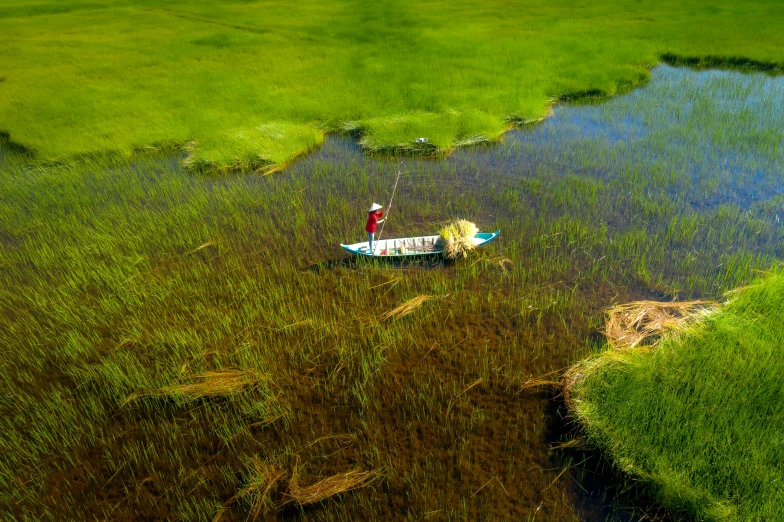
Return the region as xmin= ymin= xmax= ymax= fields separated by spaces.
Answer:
xmin=293 ymin=65 xmax=784 ymax=212
xmin=2 ymin=66 xmax=783 ymax=521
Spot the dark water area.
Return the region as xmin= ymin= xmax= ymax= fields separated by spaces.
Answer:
xmin=1 ymin=66 xmax=783 ymax=521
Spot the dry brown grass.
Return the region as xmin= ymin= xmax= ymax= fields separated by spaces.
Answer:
xmin=604 ymin=299 xmax=716 ymax=349
xmin=520 ymin=378 xmax=561 ymax=390
xmin=286 ymin=467 xmax=380 ymax=506
xmin=124 ymin=369 xmax=262 ymax=405
xmin=232 ymin=460 xmax=287 ymax=520
xmin=185 ymin=239 xmax=217 ymax=255
xmin=221 ymin=459 xmax=379 ymax=518
xmin=381 ymin=294 xmax=433 ymax=321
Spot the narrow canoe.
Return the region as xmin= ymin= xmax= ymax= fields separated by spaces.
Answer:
xmin=340 ymin=230 xmax=500 ymax=257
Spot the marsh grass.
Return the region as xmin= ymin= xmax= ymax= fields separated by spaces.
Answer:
xmin=1 ymin=66 xmax=783 ymax=521
xmin=567 ymin=274 xmax=784 ymax=521
xmin=661 ymin=52 xmax=784 ymax=75
xmin=1 ymin=1 xmax=784 ymax=169
xmin=561 ymin=299 xmax=716 ymax=407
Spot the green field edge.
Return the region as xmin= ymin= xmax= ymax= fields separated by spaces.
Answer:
xmin=563 ymin=321 xmax=730 ymax=520
xmin=661 ymin=52 xmax=784 ymax=75
xmin=2 ymin=53 xmax=783 ymax=174
xmin=563 ymin=273 xmax=784 ymax=521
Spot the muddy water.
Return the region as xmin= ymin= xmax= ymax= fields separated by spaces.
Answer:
xmin=2 ymin=66 xmax=783 ymax=521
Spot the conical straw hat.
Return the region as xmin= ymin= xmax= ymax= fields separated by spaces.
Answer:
xmin=368 ymin=203 xmax=383 ymax=212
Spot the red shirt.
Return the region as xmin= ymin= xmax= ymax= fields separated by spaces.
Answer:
xmin=365 ymin=211 xmax=383 ymax=233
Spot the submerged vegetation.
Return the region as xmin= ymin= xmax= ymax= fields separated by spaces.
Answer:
xmin=1 ymin=66 xmax=783 ymax=520
xmin=566 ymin=273 xmax=784 ymax=521
xmin=123 ymin=369 xmax=264 ymax=405
xmin=1 ymin=0 xmax=784 ymax=169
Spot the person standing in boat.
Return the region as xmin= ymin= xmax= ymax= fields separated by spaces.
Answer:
xmin=366 ymin=203 xmax=385 ymax=253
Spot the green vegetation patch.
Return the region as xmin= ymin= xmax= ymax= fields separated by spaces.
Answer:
xmin=568 ymin=274 xmax=784 ymax=521
xmin=1 ymin=0 xmax=784 ymax=169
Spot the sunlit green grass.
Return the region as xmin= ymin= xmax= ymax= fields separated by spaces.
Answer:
xmin=1 ymin=0 xmax=783 ymax=169
xmin=569 ymin=273 xmax=784 ymax=521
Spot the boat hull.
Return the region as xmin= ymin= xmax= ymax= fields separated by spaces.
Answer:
xmin=340 ymin=231 xmax=500 ymax=257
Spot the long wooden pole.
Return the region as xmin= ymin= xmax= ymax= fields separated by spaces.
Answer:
xmin=374 ymin=163 xmax=402 ymax=255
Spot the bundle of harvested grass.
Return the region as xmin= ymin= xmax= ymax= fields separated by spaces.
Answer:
xmin=438 ymin=219 xmax=479 ymax=260
xmin=605 ymin=300 xmax=716 ymax=350
xmin=287 ymin=468 xmax=380 ymax=506
xmin=381 ymin=294 xmax=432 ymax=321
xmin=124 ymin=369 xmax=261 ymax=405
xmin=222 ymin=460 xmax=379 ymax=519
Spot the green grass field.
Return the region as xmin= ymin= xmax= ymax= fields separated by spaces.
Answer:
xmin=568 ymin=274 xmax=784 ymax=521
xmin=1 ymin=0 xmax=784 ymax=169
xmin=2 ymin=2 xmax=784 ymax=519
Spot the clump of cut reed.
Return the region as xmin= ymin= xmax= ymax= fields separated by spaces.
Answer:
xmin=605 ymin=300 xmax=717 ymax=349
xmin=124 ymin=369 xmax=262 ymax=404
xmin=286 ymin=466 xmax=380 ymax=506
xmin=226 ymin=459 xmax=379 ymax=517
xmin=520 ymin=377 xmax=561 ymax=390
xmin=437 ymin=219 xmax=479 ymax=260
xmin=381 ymin=294 xmax=432 ymax=321
xmin=185 ymin=239 xmax=217 ymax=255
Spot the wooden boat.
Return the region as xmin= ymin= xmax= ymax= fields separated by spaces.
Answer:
xmin=340 ymin=230 xmax=500 ymax=257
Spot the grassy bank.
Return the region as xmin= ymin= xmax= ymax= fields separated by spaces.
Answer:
xmin=567 ymin=274 xmax=784 ymax=521
xmin=1 ymin=0 xmax=784 ymax=169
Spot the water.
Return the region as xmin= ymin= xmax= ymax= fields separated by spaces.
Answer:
xmin=291 ymin=65 xmax=784 ymax=212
